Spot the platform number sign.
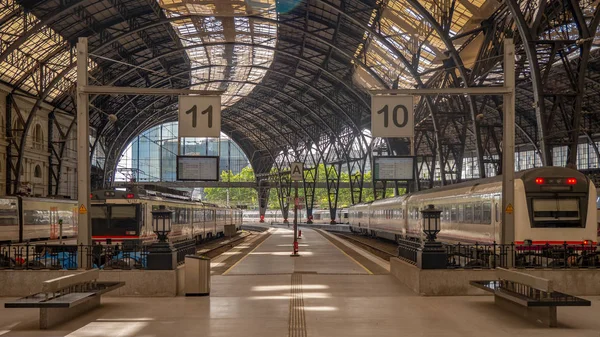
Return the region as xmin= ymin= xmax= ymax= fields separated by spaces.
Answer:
xmin=371 ymin=95 xmax=414 ymax=138
xmin=290 ymin=162 xmax=303 ymax=181
xmin=178 ymin=95 xmax=221 ymax=138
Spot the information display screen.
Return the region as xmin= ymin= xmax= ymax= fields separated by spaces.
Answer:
xmin=176 ymin=156 xmax=220 ymax=181
xmin=373 ymin=156 xmax=415 ymax=181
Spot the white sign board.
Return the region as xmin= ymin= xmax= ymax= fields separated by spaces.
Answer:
xmin=290 ymin=162 xmax=303 ymax=181
xmin=371 ymin=95 xmax=414 ymax=138
xmin=178 ymin=96 xmax=221 ymax=138
xmin=177 ymin=156 xmax=219 ymax=181
xmin=373 ymin=156 xmax=415 ymax=181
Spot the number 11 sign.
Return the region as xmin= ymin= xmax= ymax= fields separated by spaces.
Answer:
xmin=178 ymin=95 xmax=221 ymax=138
xmin=371 ymin=95 xmax=414 ymax=138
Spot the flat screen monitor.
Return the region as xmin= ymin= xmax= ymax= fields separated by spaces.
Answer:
xmin=176 ymin=156 xmax=220 ymax=181
xmin=373 ymin=156 xmax=415 ymax=181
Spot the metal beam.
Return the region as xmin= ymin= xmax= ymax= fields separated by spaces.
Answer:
xmin=371 ymin=87 xmax=512 ymax=95
xmin=81 ymin=85 xmax=224 ymax=96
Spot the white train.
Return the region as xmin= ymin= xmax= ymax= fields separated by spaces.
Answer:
xmin=349 ymin=167 xmax=597 ymax=246
xmin=91 ymin=188 xmax=242 ymax=244
xmin=0 ymin=197 xmax=78 ymax=243
xmin=243 ymin=209 xmax=348 ymax=224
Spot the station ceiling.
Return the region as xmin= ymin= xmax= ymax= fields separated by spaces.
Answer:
xmin=2 ymin=0 xmax=600 ymax=181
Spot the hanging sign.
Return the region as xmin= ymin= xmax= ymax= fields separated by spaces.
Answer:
xmin=371 ymin=95 xmax=414 ymax=138
xmin=178 ymin=95 xmax=221 ymax=138
xmin=290 ymin=162 xmax=303 ymax=181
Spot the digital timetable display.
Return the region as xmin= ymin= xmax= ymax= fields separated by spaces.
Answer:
xmin=373 ymin=156 xmax=415 ymax=181
xmin=176 ymin=156 xmax=220 ymax=181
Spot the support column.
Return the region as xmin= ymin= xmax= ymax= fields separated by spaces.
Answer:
xmin=257 ymin=181 xmax=270 ymax=223
xmin=5 ymin=94 xmax=12 ymax=196
xmin=501 ymin=39 xmax=515 ymax=248
xmin=76 ymin=37 xmax=91 ymax=265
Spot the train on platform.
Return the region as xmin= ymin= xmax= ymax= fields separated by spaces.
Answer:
xmin=91 ymin=187 xmax=242 ymax=244
xmin=0 ymin=197 xmax=78 ymax=243
xmin=242 ymin=208 xmax=349 ymax=224
xmin=349 ymin=167 xmax=598 ymax=246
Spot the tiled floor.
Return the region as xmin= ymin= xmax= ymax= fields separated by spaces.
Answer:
xmin=1 ymin=228 xmax=599 ymax=336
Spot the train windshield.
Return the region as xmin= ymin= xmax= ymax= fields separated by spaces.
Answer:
xmin=531 ymin=198 xmax=582 ymax=227
xmin=91 ymin=204 xmax=141 ymax=236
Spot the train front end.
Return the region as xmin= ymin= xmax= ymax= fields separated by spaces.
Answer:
xmin=91 ymin=190 xmax=147 ymax=245
xmin=516 ymin=167 xmax=597 ymax=247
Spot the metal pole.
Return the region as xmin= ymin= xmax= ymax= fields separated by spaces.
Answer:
xmin=291 ymin=181 xmax=299 ymax=256
xmin=502 ymin=38 xmax=516 ymax=249
xmin=76 ymin=37 xmax=91 ymax=267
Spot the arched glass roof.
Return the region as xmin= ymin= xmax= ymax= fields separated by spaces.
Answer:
xmin=158 ymin=0 xmax=277 ymax=107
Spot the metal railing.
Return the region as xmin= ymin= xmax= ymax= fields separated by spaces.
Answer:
xmin=396 ymin=238 xmax=421 ymax=265
xmin=0 ymin=240 xmax=197 ymax=270
xmin=173 ymin=240 xmax=196 ymax=265
xmin=397 ymin=240 xmax=600 ymax=269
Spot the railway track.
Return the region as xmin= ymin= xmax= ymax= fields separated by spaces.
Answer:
xmin=332 ymin=232 xmax=397 ymax=261
xmin=196 ymin=231 xmax=255 ymax=259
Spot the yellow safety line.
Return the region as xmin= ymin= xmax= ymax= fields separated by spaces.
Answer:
xmin=317 ymin=230 xmax=373 ymax=275
xmin=222 ymin=230 xmax=272 ymax=275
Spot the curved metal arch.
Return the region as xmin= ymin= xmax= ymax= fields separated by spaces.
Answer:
xmin=401 ymin=0 xmax=486 ymax=177
xmin=0 ymin=0 xmax=86 ymax=65
xmin=106 ymin=67 xmax=339 ymax=137
xmin=90 ymin=43 xmax=370 ymax=144
xmin=104 ymin=81 xmax=325 ymax=166
xmin=314 ymin=0 xmax=450 ymax=181
xmin=106 ymin=104 xmax=283 ymax=184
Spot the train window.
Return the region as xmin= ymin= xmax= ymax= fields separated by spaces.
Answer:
xmin=482 ymin=202 xmax=492 ymax=224
xmin=465 ymin=203 xmax=473 ymax=223
xmin=473 ymin=203 xmax=482 ymax=223
xmin=458 ymin=204 xmax=464 ymax=223
xmin=531 ymin=198 xmax=582 ymax=227
xmin=443 ymin=206 xmax=450 ymax=222
xmin=91 ymin=205 xmax=108 ymax=228
xmin=451 ymin=205 xmax=457 ymax=223
xmin=23 ymin=210 xmax=50 ymax=226
xmin=111 ymin=205 xmax=138 ymax=229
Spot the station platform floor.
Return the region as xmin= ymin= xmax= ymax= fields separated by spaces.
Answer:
xmin=1 ymin=227 xmax=600 ymax=337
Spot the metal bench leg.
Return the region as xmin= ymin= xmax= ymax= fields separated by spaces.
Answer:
xmin=494 ymin=295 xmax=558 ymax=328
xmin=39 ymin=296 xmax=101 ymax=329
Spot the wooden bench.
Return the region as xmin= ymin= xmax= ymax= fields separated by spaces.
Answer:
xmin=470 ymin=268 xmax=590 ymax=327
xmin=4 ymin=269 xmax=124 ymax=329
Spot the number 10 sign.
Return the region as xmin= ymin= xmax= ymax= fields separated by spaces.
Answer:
xmin=371 ymin=95 xmax=414 ymax=138
xmin=178 ymin=95 xmax=221 ymax=138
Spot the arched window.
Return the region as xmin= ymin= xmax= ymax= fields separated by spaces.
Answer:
xmin=33 ymin=124 xmax=43 ymax=149
xmin=34 ymin=165 xmax=42 ymax=178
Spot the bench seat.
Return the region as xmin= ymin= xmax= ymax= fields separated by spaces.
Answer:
xmin=4 ymin=270 xmax=124 ymax=329
xmin=470 ymin=269 xmax=591 ymax=327
xmin=470 ymin=280 xmax=591 ymax=307
xmin=5 ymin=281 xmax=124 ymax=309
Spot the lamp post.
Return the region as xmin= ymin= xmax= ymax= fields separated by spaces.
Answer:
xmin=417 ymin=204 xmax=447 ymax=269
xmin=147 ymin=205 xmax=177 ymax=270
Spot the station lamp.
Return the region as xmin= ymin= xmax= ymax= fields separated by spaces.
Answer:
xmin=421 ymin=204 xmax=442 ymax=242
xmin=151 ymin=205 xmax=172 ymax=243
xmin=417 ymin=204 xmax=446 ymax=269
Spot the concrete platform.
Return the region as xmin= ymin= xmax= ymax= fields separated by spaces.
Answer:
xmin=223 ymin=228 xmax=369 ymax=275
xmin=1 ymin=228 xmax=599 ymax=336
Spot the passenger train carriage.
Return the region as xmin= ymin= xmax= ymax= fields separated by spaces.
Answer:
xmin=349 ymin=167 xmax=597 ymax=246
xmin=91 ymin=187 xmax=242 ymax=244
xmin=0 ymin=197 xmax=78 ymax=243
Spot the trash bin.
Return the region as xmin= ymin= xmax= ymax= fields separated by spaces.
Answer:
xmin=185 ymin=255 xmax=211 ymax=296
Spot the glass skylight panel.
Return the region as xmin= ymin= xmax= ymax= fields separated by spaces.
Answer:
xmin=159 ymin=0 xmax=277 ymax=108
